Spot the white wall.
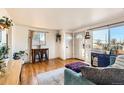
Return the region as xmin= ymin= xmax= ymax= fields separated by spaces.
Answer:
xmin=12 ymin=25 xmax=59 ymax=61
xmin=58 ymin=31 xmax=66 ymax=60
xmin=0 ymin=9 xmax=10 ymax=17
xmin=12 ymin=25 xmax=29 ymax=53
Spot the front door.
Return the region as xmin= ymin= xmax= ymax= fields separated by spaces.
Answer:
xmin=65 ymin=33 xmax=73 ymax=59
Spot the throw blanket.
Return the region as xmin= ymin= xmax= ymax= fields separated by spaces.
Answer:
xmin=81 ymin=66 xmax=124 ymax=85
xmin=65 ymin=62 xmax=89 ymax=73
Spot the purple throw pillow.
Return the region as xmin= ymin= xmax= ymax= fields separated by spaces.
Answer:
xmin=65 ymin=62 xmax=89 ymax=73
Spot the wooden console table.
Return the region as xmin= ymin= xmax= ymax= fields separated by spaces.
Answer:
xmin=31 ymin=48 xmax=49 ymax=63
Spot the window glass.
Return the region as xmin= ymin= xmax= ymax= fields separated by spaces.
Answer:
xmin=110 ymin=26 xmax=124 ymax=50
xmin=32 ymin=32 xmax=46 ymax=47
xmin=0 ymin=30 xmax=6 ymax=44
xmin=0 ymin=31 xmax=2 ymax=43
xmin=93 ymin=29 xmax=109 ymax=50
xmin=92 ymin=25 xmax=124 ymax=53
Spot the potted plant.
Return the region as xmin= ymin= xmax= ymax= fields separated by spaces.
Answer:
xmin=0 ymin=43 xmax=9 ymax=75
xmin=0 ymin=43 xmax=9 ymax=63
xmin=0 ymin=16 xmax=13 ymax=29
xmin=56 ymin=32 xmax=61 ymax=42
xmin=13 ymin=51 xmax=28 ymax=60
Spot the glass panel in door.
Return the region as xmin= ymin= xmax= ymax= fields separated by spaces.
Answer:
xmin=65 ymin=33 xmax=73 ymax=59
xmin=74 ymin=32 xmax=85 ymax=60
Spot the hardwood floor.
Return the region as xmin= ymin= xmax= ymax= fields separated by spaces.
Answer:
xmin=20 ymin=58 xmax=80 ymax=85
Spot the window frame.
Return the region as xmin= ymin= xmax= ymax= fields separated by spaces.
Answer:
xmin=32 ymin=31 xmax=46 ymax=46
xmin=92 ymin=23 xmax=124 ymax=50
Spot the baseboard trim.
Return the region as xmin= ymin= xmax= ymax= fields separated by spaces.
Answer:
xmin=74 ymin=58 xmax=85 ymax=61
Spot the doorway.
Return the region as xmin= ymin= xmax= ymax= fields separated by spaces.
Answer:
xmin=65 ymin=33 xmax=73 ymax=59
xmin=74 ymin=32 xmax=85 ymax=60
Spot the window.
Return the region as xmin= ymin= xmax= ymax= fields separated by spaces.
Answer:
xmin=92 ymin=24 xmax=124 ymax=52
xmin=110 ymin=26 xmax=124 ymax=50
xmin=0 ymin=31 xmax=2 ymax=43
xmin=32 ymin=32 xmax=46 ymax=48
xmin=93 ymin=29 xmax=109 ymax=50
xmin=0 ymin=30 xmax=7 ymax=44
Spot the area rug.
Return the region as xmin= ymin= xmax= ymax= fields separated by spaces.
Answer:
xmin=37 ymin=68 xmax=64 ymax=85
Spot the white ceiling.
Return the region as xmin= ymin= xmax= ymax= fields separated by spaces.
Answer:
xmin=6 ymin=8 xmax=124 ymax=30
